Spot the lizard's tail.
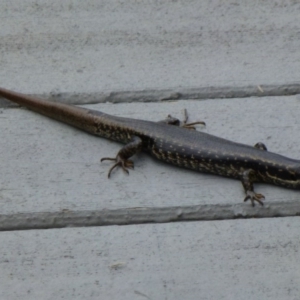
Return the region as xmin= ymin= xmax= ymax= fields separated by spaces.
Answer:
xmin=0 ymin=87 xmax=95 ymax=131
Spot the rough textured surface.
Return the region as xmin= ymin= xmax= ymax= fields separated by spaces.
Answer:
xmin=0 ymin=219 xmax=299 ymax=300
xmin=1 ymin=83 xmax=300 ymax=106
xmin=1 ymin=202 xmax=300 ymax=231
xmin=1 ymin=1 xmax=300 ymax=94
xmin=1 ymin=1 xmax=300 ymax=299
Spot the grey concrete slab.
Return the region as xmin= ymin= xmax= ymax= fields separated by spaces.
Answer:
xmin=0 ymin=218 xmax=299 ymax=300
xmin=0 ymin=0 xmax=300 ymax=95
xmin=1 ymin=1 xmax=299 ymax=298
xmin=1 ymin=96 xmax=300 ymax=219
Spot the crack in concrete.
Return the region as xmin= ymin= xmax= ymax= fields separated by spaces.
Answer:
xmin=1 ymin=202 xmax=299 ymax=231
xmin=1 ymin=83 xmax=300 ymax=107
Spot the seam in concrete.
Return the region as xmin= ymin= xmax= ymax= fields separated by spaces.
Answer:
xmin=1 ymin=83 xmax=300 ymax=107
xmin=1 ymin=202 xmax=299 ymax=231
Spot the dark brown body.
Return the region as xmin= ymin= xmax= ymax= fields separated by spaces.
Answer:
xmin=1 ymin=87 xmax=300 ymax=205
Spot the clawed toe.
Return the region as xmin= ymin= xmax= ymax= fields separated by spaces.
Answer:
xmin=101 ymin=156 xmax=134 ymax=178
xmin=182 ymin=121 xmax=206 ymax=130
xmin=244 ymin=192 xmax=265 ymax=207
xmin=182 ymin=108 xmax=206 ymax=130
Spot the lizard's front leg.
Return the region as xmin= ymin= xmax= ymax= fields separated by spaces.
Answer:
xmin=101 ymin=136 xmax=142 ymax=178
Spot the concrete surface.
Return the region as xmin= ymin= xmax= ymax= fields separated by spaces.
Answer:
xmin=0 ymin=219 xmax=299 ymax=300
xmin=1 ymin=0 xmax=300 ymax=299
xmin=1 ymin=0 xmax=300 ymax=95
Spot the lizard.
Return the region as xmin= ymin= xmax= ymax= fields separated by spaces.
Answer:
xmin=1 ymin=86 xmax=300 ymax=206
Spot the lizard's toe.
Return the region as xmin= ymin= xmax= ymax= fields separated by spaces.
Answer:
xmin=244 ymin=191 xmax=265 ymax=207
xmin=101 ymin=156 xmax=134 ymax=178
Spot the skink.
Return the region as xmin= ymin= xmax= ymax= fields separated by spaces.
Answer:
xmin=1 ymin=87 xmax=300 ymax=206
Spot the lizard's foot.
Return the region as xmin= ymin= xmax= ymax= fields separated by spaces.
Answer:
xmin=101 ymin=155 xmax=134 ymax=178
xmin=160 ymin=109 xmax=205 ymax=130
xmin=182 ymin=109 xmax=206 ymax=130
xmin=244 ymin=191 xmax=265 ymax=207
